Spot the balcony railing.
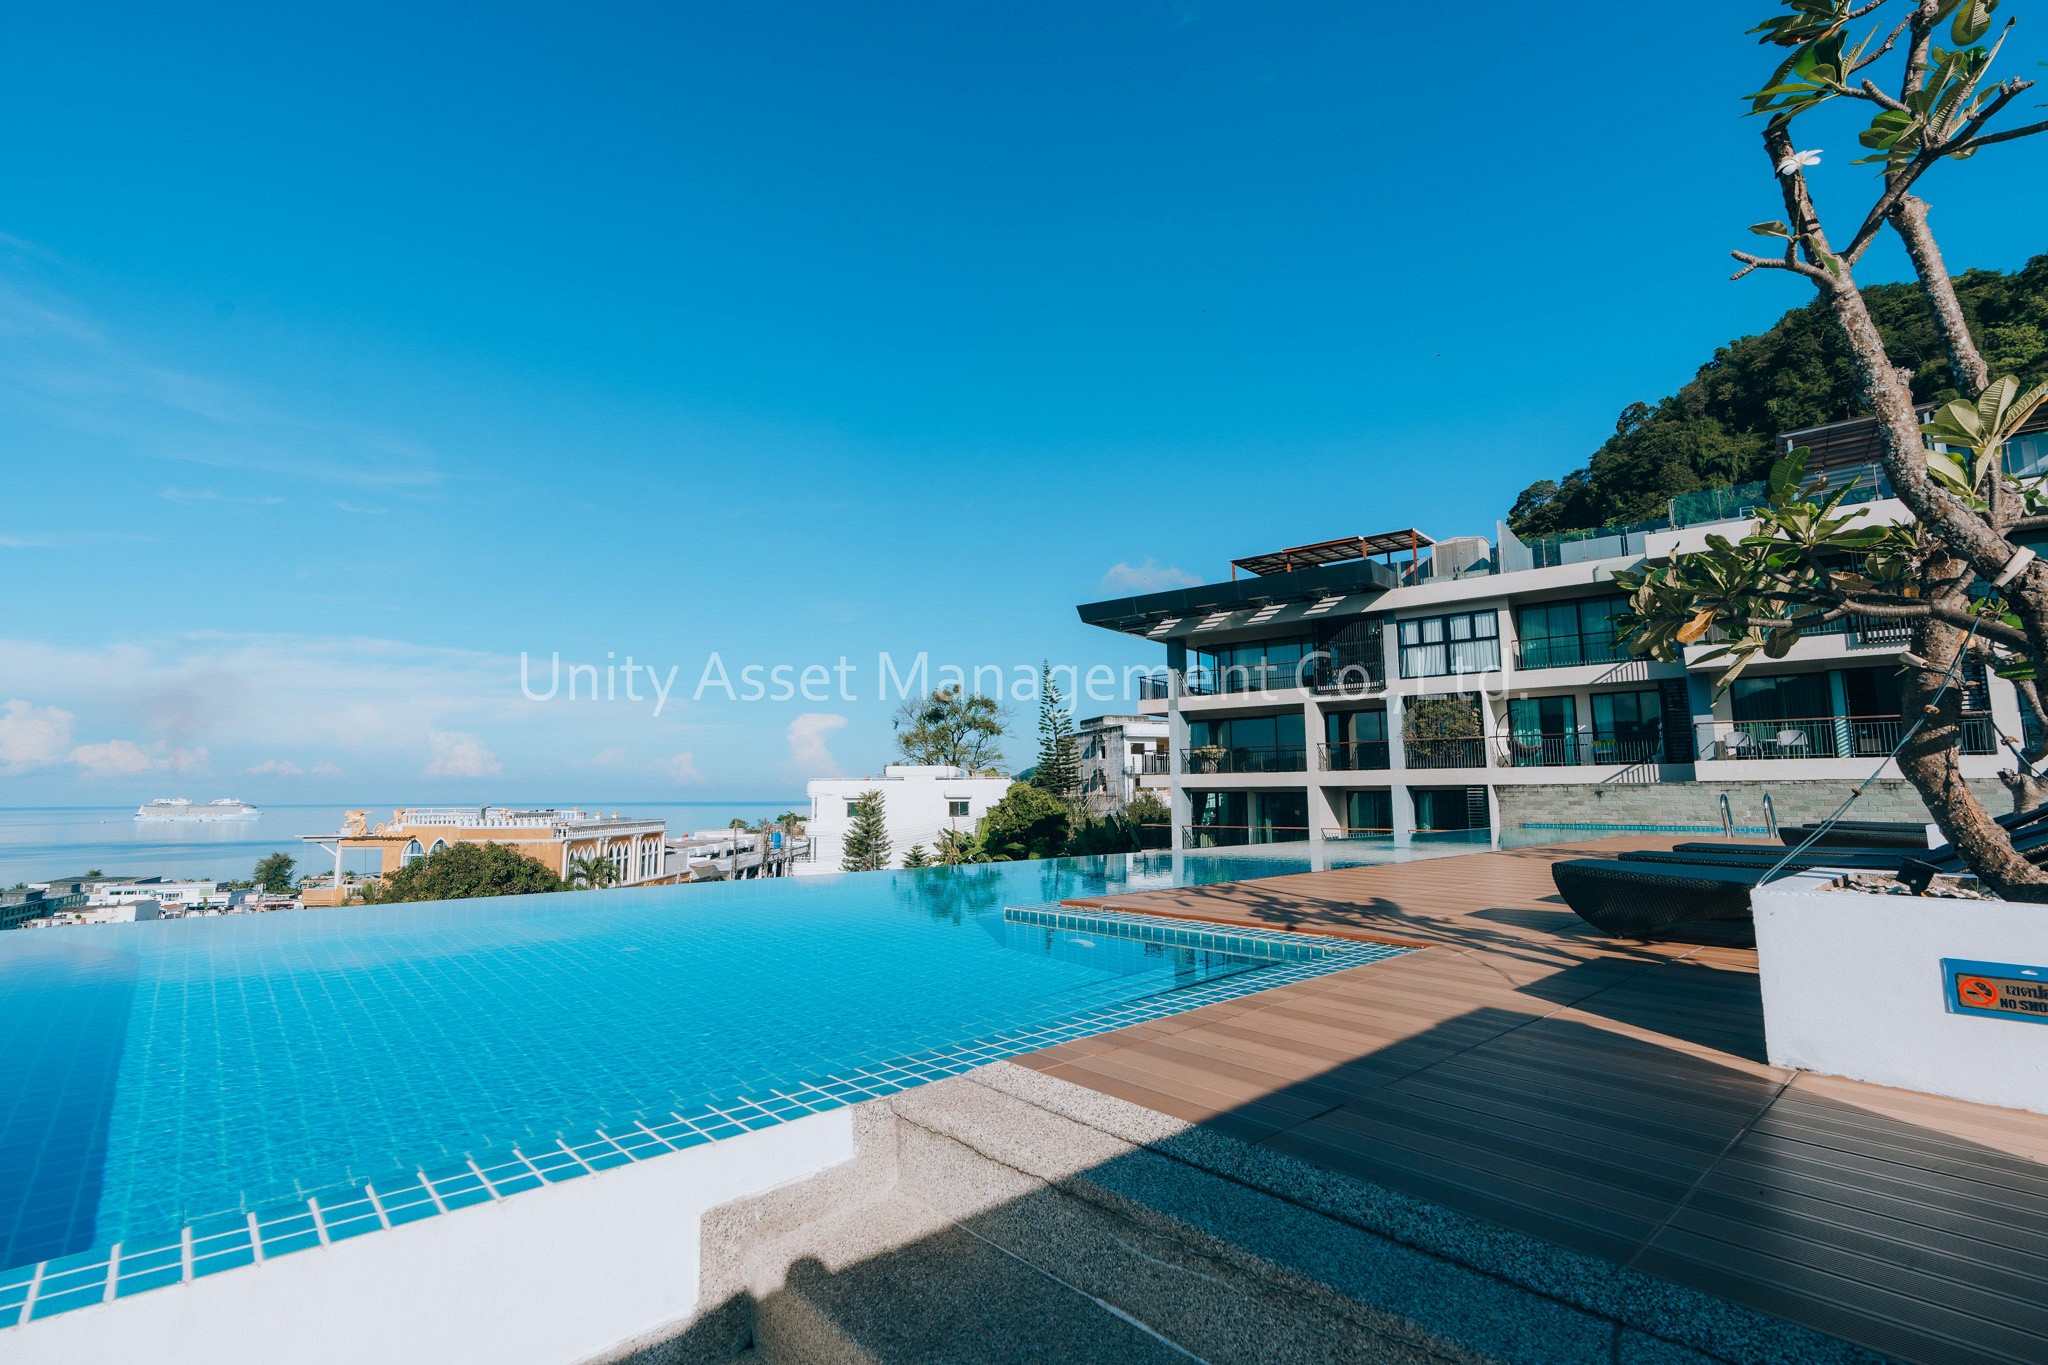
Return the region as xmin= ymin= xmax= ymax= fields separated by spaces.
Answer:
xmin=1513 ymin=635 xmax=1632 ymax=670
xmin=1137 ymin=752 xmax=1172 ymax=774
xmin=1183 ymin=823 xmax=1312 ymax=848
xmin=1696 ymin=715 xmax=1997 ymax=761
xmin=1403 ymin=736 xmax=1488 ymax=769
xmin=1182 ymin=745 xmax=1309 ymax=775
xmin=1136 ymin=672 xmax=1172 ymax=701
xmin=1496 ymin=733 xmax=1664 ymax=768
xmin=1180 ymin=654 xmax=1387 ymax=698
xmin=1319 ymin=740 xmax=1391 ymax=771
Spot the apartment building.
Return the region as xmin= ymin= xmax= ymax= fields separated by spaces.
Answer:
xmin=299 ymin=806 xmax=678 ymax=903
xmin=1078 ymin=418 xmax=2035 ymax=852
xmin=799 ymin=765 xmax=1012 ymax=873
xmin=1074 ymin=713 xmax=1170 ymax=817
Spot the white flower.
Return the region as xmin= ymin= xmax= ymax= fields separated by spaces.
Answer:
xmin=1776 ymin=148 xmax=1822 ymax=176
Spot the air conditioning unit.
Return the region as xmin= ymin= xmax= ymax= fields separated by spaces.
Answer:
xmin=1432 ymin=536 xmax=1492 ymax=578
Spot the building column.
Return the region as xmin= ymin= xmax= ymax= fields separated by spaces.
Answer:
xmin=1989 ymin=669 xmax=2026 ymax=767
xmin=1303 ymin=693 xmax=1335 ymax=869
xmin=1381 ymin=621 xmax=1415 ymax=846
xmin=1167 ymin=640 xmax=1189 ymax=854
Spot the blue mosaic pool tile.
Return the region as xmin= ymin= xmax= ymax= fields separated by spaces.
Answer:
xmin=474 ymin=1157 xmax=543 ymax=1198
xmin=110 ymin=1236 xmax=182 ymax=1297
xmin=313 ymin=1192 xmax=382 ymax=1243
xmin=421 ymin=1165 xmax=493 ymax=1212
xmin=370 ymin=1177 xmax=441 ymax=1227
xmin=251 ymin=1205 xmax=321 ymax=1260
xmin=0 ymin=1265 xmax=34 ymax=1327
xmin=566 ymin=1136 xmax=633 ymax=1172
xmin=25 ymin=1248 xmax=110 ymax=1319
xmin=188 ymin=1214 xmax=256 ymax=1278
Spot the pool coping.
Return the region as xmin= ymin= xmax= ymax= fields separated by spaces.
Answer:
xmin=0 ymin=905 xmax=1406 ymax=1330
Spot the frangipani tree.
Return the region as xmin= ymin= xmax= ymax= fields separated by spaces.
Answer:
xmin=1617 ymin=0 xmax=2048 ymax=897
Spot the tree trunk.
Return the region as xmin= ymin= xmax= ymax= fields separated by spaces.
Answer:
xmin=1889 ymin=196 xmax=1991 ymax=400
xmin=1898 ymin=600 xmax=2048 ymax=898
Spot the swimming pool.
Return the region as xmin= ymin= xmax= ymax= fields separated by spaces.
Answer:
xmin=0 ymin=849 xmax=1417 ymax=1322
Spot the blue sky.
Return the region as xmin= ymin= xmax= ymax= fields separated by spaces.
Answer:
xmin=1 ymin=2 xmax=2043 ymax=803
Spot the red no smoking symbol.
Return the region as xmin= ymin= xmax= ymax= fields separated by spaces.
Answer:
xmin=1959 ymin=975 xmax=2000 ymax=1009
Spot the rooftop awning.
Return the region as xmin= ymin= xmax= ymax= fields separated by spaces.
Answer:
xmin=1230 ymin=530 xmax=1434 ymax=578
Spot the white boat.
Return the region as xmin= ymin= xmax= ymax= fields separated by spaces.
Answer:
xmin=136 ymin=797 xmax=262 ymax=822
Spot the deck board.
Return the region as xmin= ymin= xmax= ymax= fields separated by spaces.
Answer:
xmin=1018 ymin=835 xmax=2048 ymax=1364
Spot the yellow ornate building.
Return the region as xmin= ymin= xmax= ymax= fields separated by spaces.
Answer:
xmin=300 ymin=806 xmax=677 ymax=904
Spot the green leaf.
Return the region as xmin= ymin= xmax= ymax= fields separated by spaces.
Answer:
xmin=1953 ymin=0 xmax=1998 ymax=45
xmin=1749 ymin=220 xmax=1792 ymax=238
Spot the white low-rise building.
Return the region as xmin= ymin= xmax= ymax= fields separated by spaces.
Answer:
xmin=95 ymin=880 xmax=226 ymax=910
xmin=800 ymin=765 xmax=1012 ymax=874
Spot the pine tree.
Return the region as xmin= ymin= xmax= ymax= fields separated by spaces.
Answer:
xmin=901 ymin=844 xmax=932 ymax=868
xmin=840 ymin=790 xmax=893 ymax=872
xmin=1029 ymin=663 xmax=1079 ymax=800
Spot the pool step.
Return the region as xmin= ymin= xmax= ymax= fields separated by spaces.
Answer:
xmin=702 ymin=1062 xmax=1860 ymax=1365
xmin=748 ymin=1192 xmax=1191 ymax=1364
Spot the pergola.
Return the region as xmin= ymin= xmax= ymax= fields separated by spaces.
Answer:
xmin=1229 ymin=530 xmax=1435 ymax=579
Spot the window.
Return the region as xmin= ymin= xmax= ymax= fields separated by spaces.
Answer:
xmin=1589 ymin=689 xmax=1662 ymax=761
xmin=1192 ymin=636 xmax=1314 ymax=693
xmin=1515 ymin=595 xmax=1629 ymax=668
xmin=947 ymin=800 xmax=971 ymax=818
xmin=845 ymin=800 xmax=861 ymax=818
xmin=1398 ymin=611 xmax=1499 ymax=678
xmin=401 ymin=838 xmax=423 ymax=867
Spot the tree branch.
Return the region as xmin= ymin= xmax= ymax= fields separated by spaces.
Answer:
xmin=1953 ymin=115 xmax=2048 ymax=153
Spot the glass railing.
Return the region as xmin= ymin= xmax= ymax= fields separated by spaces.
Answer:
xmin=1496 ymin=733 xmax=1663 ymax=768
xmin=1319 ymin=740 xmax=1391 ymax=771
xmin=1182 ymin=745 xmax=1310 ymax=775
xmin=1137 ymin=753 xmax=1172 ymax=775
xmin=1513 ymin=635 xmax=1633 ymax=670
xmin=1136 ymin=673 xmax=1171 ymax=701
xmin=1695 ymin=715 xmax=1996 ymax=760
xmin=1183 ymin=823 xmax=1312 ymax=848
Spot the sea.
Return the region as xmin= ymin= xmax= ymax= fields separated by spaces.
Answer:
xmin=0 ymin=802 xmax=804 ymax=888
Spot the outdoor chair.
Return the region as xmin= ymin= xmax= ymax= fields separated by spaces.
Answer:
xmin=1552 ymin=808 xmax=2048 ymax=938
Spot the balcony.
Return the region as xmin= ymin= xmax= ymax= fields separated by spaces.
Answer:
xmin=1514 ymin=635 xmax=1632 ymax=670
xmin=1136 ymin=672 xmax=1171 ymax=701
xmin=1319 ymin=740 xmax=1391 ymax=771
xmin=1182 ymin=745 xmax=1309 ymax=775
xmin=1403 ymin=736 xmax=1488 ymax=770
xmin=1137 ymin=752 xmax=1172 ymax=775
xmin=1695 ymin=715 xmax=1997 ymax=761
xmin=1183 ymin=823 xmax=1311 ymax=848
xmin=1495 ymin=734 xmax=1664 ymax=768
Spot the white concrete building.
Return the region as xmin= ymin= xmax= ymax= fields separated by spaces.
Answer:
xmin=94 ymin=879 xmax=226 ymax=910
xmin=800 ymin=765 xmax=1012 ymax=873
xmin=1074 ymin=714 xmax=1170 ymax=817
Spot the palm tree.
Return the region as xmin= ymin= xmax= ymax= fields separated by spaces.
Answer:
xmin=566 ymin=853 xmax=620 ymax=890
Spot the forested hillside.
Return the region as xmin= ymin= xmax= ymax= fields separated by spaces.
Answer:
xmin=1507 ymin=255 xmax=2048 ymax=537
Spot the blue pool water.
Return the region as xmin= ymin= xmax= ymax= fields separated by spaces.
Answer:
xmin=0 ymin=849 xmax=1420 ymax=1294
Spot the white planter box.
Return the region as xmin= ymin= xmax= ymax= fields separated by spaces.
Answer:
xmin=1753 ymin=874 xmax=2048 ymax=1114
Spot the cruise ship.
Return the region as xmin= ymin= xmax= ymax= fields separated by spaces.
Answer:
xmin=135 ymin=797 xmax=262 ymax=822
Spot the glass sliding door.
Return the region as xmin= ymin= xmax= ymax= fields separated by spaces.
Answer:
xmin=1505 ymin=695 xmax=1579 ymax=766
xmin=1589 ymin=690 xmax=1662 ymax=764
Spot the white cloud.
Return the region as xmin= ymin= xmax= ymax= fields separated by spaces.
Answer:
xmin=244 ymin=759 xmax=303 ymax=775
xmin=1100 ymin=558 xmax=1200 ymax=593
xmin=425 ymin=730 xmax=501 ymax=778
xmin=68 ymin=739 xmax=208 ymax=779
xmin=659 ymin=751 xmax=704 ymax=784
xmin=162 ymin=486 xmax=285 ymax=507
xmin=0 ymin=699 xmax=75 ymax=770
xmin=589 ymin=746 xmax=627 ymax=766
xmin=0 ymin=278 xmax=444 ymax=491
xmin=309 ymin=761 xmax=344 ymax=777
xmin=786 ymin=712 xmax=848 ymax=780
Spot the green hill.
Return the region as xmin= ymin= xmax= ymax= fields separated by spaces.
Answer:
xmin=1507 ymin=255 xmax=2048 ymax=538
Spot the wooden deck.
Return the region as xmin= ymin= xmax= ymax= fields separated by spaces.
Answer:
xmin=1019 ymin=837 xmax=2048 ymax=1365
